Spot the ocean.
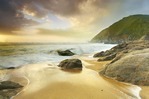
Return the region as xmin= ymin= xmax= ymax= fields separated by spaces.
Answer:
xmin=0 ymin=43 xmax=115 ymax=69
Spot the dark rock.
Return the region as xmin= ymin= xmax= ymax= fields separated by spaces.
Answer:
xmin=0 ymin=81 xmax=23 ymax=90
xmin=57 ymin=50 xmax=75 ymax=56
xmin=110 ymin=52 xmax=126 ymax=63
xmin=6 ymin=67 xmax=15 ymax=69
xmin=0 ymin=81 xmax=23 ymax=98
xmin=93 ymin=51 xmax=105 ymax=57
xmin=58 ymin=59 xmax=82 ymax=70
xmin=98 ymin=53 xmax=116 ymax=61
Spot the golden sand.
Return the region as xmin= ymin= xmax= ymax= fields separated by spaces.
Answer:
xmin=140 ymin=86 xmax=149 ymax=99
xmin=0 ymin=56 xmax=147 ymax=99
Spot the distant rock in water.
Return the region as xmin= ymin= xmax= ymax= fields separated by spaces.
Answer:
xmin=91 ymin=14 xmax=149 ymax=44
xmin=99 ymin=41 xmax=149 ymax=86
xmin=58 ymin=59 xmax=82 ymax=70
xmin=57 ymin=50 xmax=75 ymax=56
xmin=0 ymin=81 xmax=23 ymax=98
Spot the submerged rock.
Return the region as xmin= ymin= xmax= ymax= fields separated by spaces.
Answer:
xmin=57 ymin=50 xmax=75 ymax=56
xmin=100 ymin=49 xmax=149 ymax=86
xmin=0 ymin=81 xmax=23 ymax=98
xmin=58 ymin=59 xmax=82 ymax=70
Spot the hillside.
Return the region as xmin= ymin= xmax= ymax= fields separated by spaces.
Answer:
xmin=91 ymin=14 xmax=149 ymax=44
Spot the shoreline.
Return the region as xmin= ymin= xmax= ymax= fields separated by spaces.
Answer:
xmin=0 ymin=56 xmax=144 ymax=99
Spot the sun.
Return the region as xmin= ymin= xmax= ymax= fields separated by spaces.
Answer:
xmin=0 ymin=34 xmax=6 ymax=42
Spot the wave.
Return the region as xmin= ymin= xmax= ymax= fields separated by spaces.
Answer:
xmin=0 ymin=43 xmax=116 ymax=69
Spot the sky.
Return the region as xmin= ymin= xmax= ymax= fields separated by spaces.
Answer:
xmin=0 ymin=0 xmax=149 ymax=42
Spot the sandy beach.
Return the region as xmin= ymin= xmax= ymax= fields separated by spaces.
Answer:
xmin=0 ymin=56 xmax=146 ymax=99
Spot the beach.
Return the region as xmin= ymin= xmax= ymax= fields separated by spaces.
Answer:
xmin=0 ymin=56 xmax=144 ymax=99
xmin=0 ymin=43 xmax=148 ymax=99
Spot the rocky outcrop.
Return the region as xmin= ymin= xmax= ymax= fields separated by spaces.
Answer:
xmin=94 ymin=41 xmax=149 ymax=62
xmin=57 ymin=50 xmax=75 ymax=56
xmin=100 ymin=49 xmax=149 ymax=86
xmin=98 ymin=41 xmax=149 ymax=86
xmin=0 ymin=81 xmax=23 ymax=98
xmin=58 ymin=59 xmax=82 ymax=70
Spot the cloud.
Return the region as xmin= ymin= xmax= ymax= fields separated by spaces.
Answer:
xmin=0 ymin=0 xmax=149 ymax=41
xmin=0 ymin=0 xmax=88 ymax=34
xmin=0 ymin=0 xmax=38 ymax=33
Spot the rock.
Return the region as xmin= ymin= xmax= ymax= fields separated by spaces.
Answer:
xmin=93 ymin=51 xmax=105 ymax=57
xmin=58 ymin=59 xmax=82 ymax=70
xmin=6 ymin=67 xmax=15 ymax=69
xmin=100 ymin=49 xmax=149 ymax=86
xmin=98 ymin=53 xmax=116 ymax=61
xmin=0 ymin=81 xmax=23 ymax=90
xmin=57 ymin=50 xmax=75 ymax=56
xmin=94 ymin=41 xmax=149 ymax=62
xmin=110 ymin=52 xmax=124 ymax=63
xmin=0 ymin=81 xmax=23 ymax=98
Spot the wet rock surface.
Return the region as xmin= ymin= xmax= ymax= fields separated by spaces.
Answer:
xmin=0 ymin=81 xmax=23 ymax=99
xmin=57 ymin=50 xmax=75 ymax=56
xmin=58 ymin=59 xmax=82 ymax=70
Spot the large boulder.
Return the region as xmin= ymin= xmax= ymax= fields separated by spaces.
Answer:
xmin=0 ymin=81 xmax=23 ymax=98
xmin=100 ymin=49 xmax=149 ymax=86
xmin=58 ymin=59 xmax=82 ymax=70
xmin=57 ymin=50 xmax=75 ymax=56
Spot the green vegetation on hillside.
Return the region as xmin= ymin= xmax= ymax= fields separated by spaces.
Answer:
xmin=91 ymin=14 xmax=149 ymax=44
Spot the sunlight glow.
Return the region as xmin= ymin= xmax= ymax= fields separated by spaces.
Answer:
xmin=0 ymin=35 xmax=6 ymax=42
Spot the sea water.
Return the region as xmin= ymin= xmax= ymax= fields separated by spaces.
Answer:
xmin=0 ymin=43 xmax=115 ymax=69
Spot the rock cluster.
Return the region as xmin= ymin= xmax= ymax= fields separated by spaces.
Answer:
xmin=98 ymin=41 xmax=149 ymax=86
xmin=94 ymin=41 xmax=149 ymax=63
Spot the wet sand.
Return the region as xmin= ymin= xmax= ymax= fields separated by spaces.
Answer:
xmin=140 ymin=86 xmax=149 ymax=99
xmin=0 ymin=56 xmax=148 ymax=99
